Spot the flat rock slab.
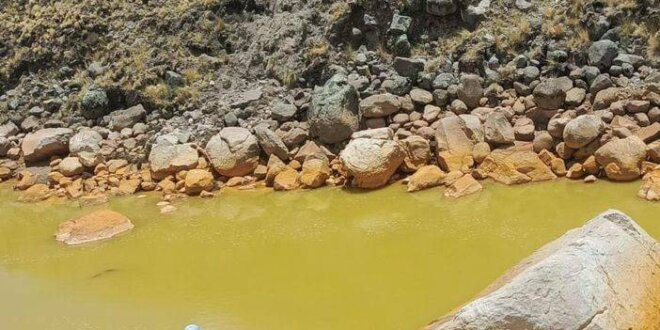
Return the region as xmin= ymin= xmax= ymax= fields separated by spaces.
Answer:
xmin=427 ymin=209 xmax=660 ymax=330
xmin=55 ymin=210 xmax=134 ymax=245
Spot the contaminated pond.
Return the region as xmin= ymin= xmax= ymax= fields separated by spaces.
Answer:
xmin=0 ymin=180 xmax=658 ymax=330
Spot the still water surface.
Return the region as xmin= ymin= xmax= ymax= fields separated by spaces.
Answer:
xmin=0 ymin=180 xmax=658 ymax=330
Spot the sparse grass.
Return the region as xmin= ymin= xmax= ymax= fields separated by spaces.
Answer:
xmin=329 ymin=2 xmax=351 ymax=22
xmin=0 ymin=0 xmax=228 ymax=111
xmin=567 ymin=28 xmax=590 ymax=51
xmin=649 ymin=32 xmax=660 ymax=60
xmin=376 ymin=45 xmax=393 ymax=62
xmin=344 ymin=45 xmax=356 ymax=61
xmin=144 ymin=84 xmax=171 ymax=108
xmin=182 ymin=68 xmax=201 ymax=83
xmin=307 ymin=40 xmax=329 ymax=60
xmin=174 ymin=86 xmax=200 ymax=106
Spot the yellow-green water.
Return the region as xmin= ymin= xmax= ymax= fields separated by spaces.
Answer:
xmin=0 ymin=180 xmax=658 ymax=330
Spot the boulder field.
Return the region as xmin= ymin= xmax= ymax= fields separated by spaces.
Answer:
xmin=425 ymin=210 xmax=660 ymax=330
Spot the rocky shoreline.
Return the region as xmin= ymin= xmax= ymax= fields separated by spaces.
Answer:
xmin=1 ymin=70 xmax=659 ymax=205
xmin=1 ymin=0 xmax=659 ymax=205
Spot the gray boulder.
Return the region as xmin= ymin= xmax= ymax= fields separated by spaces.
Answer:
xmin=426 ymin=0 xmax=457 ymax=16
xmin=271 ymin=102 xmax=297 ymax=122
xmin=533 ymin=80 xmax=566 ymax=110
xmin=109 ymin=104 xmax=146 ymax=131
xmin=255 ymin=126 xmax=289 ymax=161
xmin=340 ymin=138 xmax=405 ymax=189
xmin=149 ymin=143 xmax=199 ymax=180
xmin=360 ymin=93 xmax=401 ymax=118
xmin=427 ymin=210 xmax=660 ymax=330
xmin=389 ymin=13 xmax=412 ymax=34
xmin=588 ymin=40 xmax=619 ymax=69
xmin=563 ymin=115 xmax=605 ymax=149
xmin=21 ymin=128 xmax=73 ymax=163
xmin=484 ymin=112 xmax=514 ymax=145
xmin=393 ymin=57 xmax=425 ymax=80
xmin=0 ymin=121 xmax=19 ymax=138
xmin=69 ymin=129 xmax=103 ymax=167
xmin=206 ymin=127 xmax=260 ymax=177
xmin=309 ymin=74 xmax=360 ymax=144
xmin=457 ymin=75 xmax=483 ymax=109
xmin=0 ymin=137 xmax=10 ymax=157
xmin=80 ymin=88 xmax=109 ymax=120
xmin=594 ymin=136 xmax=646 ymax=181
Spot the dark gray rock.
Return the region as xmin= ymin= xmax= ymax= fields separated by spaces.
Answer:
xmin=588 ymin=40 xmax=619 ymax=69
xmin=271 ymin=102 xmax=297 ymax=122
xmin=255 ymin=126 xmax=289 ymax=161
xmin=457 ymin=74 xmax=482 ymax=109
xmin=533 ymin=80 xmax=566 ymax=110
xmin=393 ymin=57 xmax=425 ymax=80
xmin=426 ymin=0 xmax=457 ymax=16
xmin=109 ymin=104 xmax=146 ymax=131
xmin=309 ymin=74 xmax=360 ymax=144
xmin=80 ymin=88 xmax=109 ymax=120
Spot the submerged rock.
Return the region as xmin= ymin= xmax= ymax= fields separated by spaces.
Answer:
xmin=55 ymin=210 xmax=134 ymax=245
xmin=444 ymin=174 xmax=482 ymax=198
xmin=426 ymin=210 xmax=660 ymax=330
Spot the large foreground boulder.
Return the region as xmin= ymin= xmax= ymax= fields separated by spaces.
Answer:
xmin=206 ymin=127 xmax=260 ymax=177
xmin=427 ymin=210 xmax=660 ymax=330
xmin=55 ymin=210 xmax=134 ymax=245
xmin=21 ymin=128 xmax=73 ymax=163
xmin=309 ymin=73 xmax=360 ymax=144
xmin=340 ymin=138 xmax=405 ymax=189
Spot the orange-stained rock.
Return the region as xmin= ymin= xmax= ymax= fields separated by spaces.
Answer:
xmin=407 ymin=165 xmax=446 ymax=192
xmin=583 ymin=155 xmax=600 ymax=175
xmin=595 ymin=136 xmax=646 ymax=181
xmin=400 ymin=135 xmax=431 ymax=173
xmin=18 ymin=183 xmax=51 ymax=202
xmin=114 ymin=178 xmax=141 ymax=196
xmin=438 ymin=151 xmax=475 ymax=173
xmin=444 ymin=174 xmax=482 ymax=198
xmin=567 ymin=163 xmax=585 ymax=179
xmin=273 ymin=168 xmax=300 ymax=191
xmin=638 ymin=168 xmax=660 ymax=201
xmin=300 ymin=156 xmax=330 ymax=189
xmin=55 ymin=210 xmax=134 ymax=245
xmin=479 ymin=148 xmax=556 ymax=185
xmin=65 ymin=178 xmax=84 ymax=199
xmin=15 ymin=170 xmax=36 ymax=190
xmin=480 ymin=156 xmax=531 ymax=185
xmin=78 ymin=192 xmax=109 ymax=207
xmin=184 ymin=169 xmax=214 ymax=195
